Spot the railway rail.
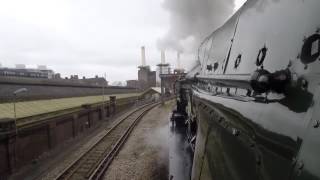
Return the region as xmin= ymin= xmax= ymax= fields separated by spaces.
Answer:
xmin=53 ymin=102 xmax=159 ymax=180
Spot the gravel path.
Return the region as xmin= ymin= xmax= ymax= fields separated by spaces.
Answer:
xmin=103 ymin=100 xmax=174 ymax=180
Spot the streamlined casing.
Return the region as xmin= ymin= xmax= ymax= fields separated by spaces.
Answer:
xmin=177 ymin=0 xmax=320 ymax=179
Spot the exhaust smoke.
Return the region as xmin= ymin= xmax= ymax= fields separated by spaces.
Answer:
xmin=157 ymin=0 xmax=237 ymax=69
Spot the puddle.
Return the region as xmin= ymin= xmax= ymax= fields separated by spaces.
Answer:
xmin=169 ymin=121 xmax=193 ymax=180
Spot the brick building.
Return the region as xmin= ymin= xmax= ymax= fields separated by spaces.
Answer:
xmin=126 ymin=46 xmax=156 ymax=90
xmin=138 ymin=66 xmax=156 ymax=90
xmin=126 ymin=80 xmax=139 ymax=89
xmin=0 ymin=65 xmax=55 ymax=79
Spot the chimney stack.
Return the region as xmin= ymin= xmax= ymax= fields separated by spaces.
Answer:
xmin=177 ymin=52 xmax=181 ymax=69
xmin=161 ymin=50 xmax=166 ymax=64
xmin=141 ymin=46 xmax=146 ymax=66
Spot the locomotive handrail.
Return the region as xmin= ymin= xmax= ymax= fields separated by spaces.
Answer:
xmin=194 ymin=68 xmax=291 ymax=94
xmin=195 ymin=73 xmax=252 ymax=90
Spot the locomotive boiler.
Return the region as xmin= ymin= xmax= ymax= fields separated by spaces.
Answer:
xmin=173 ymin=0 xmax=320 ymax=179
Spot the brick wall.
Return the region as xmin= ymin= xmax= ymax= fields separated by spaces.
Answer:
xmin=0 ymin=96 xmax=137 ymax=178
xmin=0 ymin=142 xmax=8 ymax=175
xmin=0 ymin=77 xmax=137 ymax=102
xmin=15 ymin=126 xmax=49 ymax=168
xmin=55 ymin=118 xmax=74 ymax=144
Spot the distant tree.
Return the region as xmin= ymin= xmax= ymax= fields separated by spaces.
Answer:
xmin=111 ymin=81 xmax=126 ymax=86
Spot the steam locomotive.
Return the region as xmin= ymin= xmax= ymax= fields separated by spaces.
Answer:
xmin=173 ymin=0 xmax=320 ymax=179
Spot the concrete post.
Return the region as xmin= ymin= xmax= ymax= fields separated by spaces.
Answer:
xmin=7 ymin=133 xmax=16 ymax=173
xmin=88 ymin=109 xmax=93 ymax=128
xmin=100 ymin=106 xmax=106 ymax=120
xmin=81 ymin=104 xmax=92 ymax=128
xmin=47 ymin=122 xmax=57 ymax=149
xmin=160 ymin=69 xmax=165 ymax=105
xmin=106 ymin=105 xmax=110 ymax=118
xmin=72 ymin=114 xmax=79 ymax=137
xmin=110 ymin=96 xmax=116 ymax=115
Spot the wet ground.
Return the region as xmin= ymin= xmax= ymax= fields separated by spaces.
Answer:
xmin=103 ymin=101 xmax=173 ymax=180
xmin=169 ymin=123 xmax=193 ymax=180
xmin=104 ymin=100 xmax=193 ymax=180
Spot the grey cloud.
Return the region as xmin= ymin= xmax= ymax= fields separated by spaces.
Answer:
xmin=0 ymin=0 xmax=238 ymax=82
xmin=0 ymin=0 xmax=167 ymax=82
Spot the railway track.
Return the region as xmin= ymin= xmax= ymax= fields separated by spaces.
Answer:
xmin=53 ymin=102 xmax=159 ymax=180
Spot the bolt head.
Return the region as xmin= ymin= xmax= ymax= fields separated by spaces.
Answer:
xmin=303 ymin=36 xmax=307 ymax=42
xmin=298 ymin=161 xmax=304 ymax=170
xmin=292 ymin=158 xmax=297 ymax=165
xmin=313 ymin=120 xmax=320 ymax=128
xmin=232 ymin=128 xmax=240 ymax=136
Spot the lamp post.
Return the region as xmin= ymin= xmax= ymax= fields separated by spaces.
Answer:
xmin=13 ymin=88 xmax=27 ymax=135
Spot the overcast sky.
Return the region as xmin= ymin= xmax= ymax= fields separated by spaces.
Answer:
xmin=0 ymin=0 xmax=246 ymax=83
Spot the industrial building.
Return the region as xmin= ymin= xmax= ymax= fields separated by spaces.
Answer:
xmin=0 ymin=64 xmax=109 ymax=87
xmin=126 ymin=47 xmax=185 ymax=92
xmin=81 ymin=76 xmax=109 ymax=86
xmin=0 ymin=64 xmax=55 ymax=79
xmin=126 ymin=46 xmax=156 ymax=90
xmin=126 ymin=80 xmax=139 ymax=89
xmin=138 ymin=65 xmax=156 ymax=90
xmin=139 ymin=87 xmax=161 ymax=101
xmin=157 ymin=51 xmax=186 ymax=95
xmin=138 ymin=46 xmax=156 ymax=90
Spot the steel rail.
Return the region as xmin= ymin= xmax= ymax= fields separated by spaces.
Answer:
xmin=88 ymin=104 xmax=154 ymax=180
xmin=53 ymin=102 xmax=159 ymax=180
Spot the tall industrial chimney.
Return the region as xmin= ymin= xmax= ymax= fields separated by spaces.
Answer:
xmin=141 ymin=46 xmax=146 ymax=66
xmin=177 ymin=52 xmax=181 ymax=69
xmin=161 ymin=50 xmax=166 ymax=64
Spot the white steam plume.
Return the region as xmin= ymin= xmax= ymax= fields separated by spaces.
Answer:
xmin=157 ymin=0 xmax=236 ymax=54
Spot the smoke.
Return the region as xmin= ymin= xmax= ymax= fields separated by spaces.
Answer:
xmin=157 ymin=0 xmax=236 ymax=53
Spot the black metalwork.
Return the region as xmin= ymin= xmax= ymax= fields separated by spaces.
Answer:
xmin=234 ymin=54 xmax=242 ymax=69
xmin=256 ymin=46 xmax=267 ymax=67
